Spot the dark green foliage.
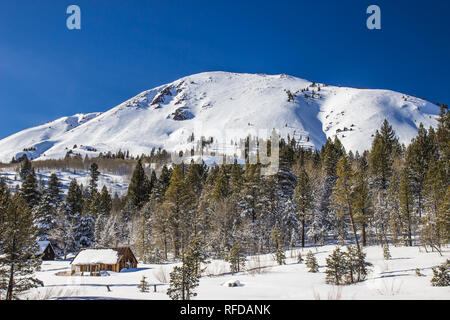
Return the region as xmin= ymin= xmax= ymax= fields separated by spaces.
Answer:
xmin=271 ymin=226 xmax=286 ymax=265
xmin=431 ymin=260 xmax=449 ymax=287
xmin=138 ymin=275 xmax=150 ymax=292
xmin=305 ymin=250 xmax=319 ymax=272
xmin=293 ymin=168 xmax=313 ymax=248
xmin=325 ymin=247 xmax=347 ymax=285
xmin=20 ymin=170 xmax=40 ymax=209
xmin=0 ymin=194 xmax=43 ymax=299
xmin=127 ymin=159 xmax=151 ymax=209
xmin=167 ymin=237 xmax=202 ymax=300
xmin=297 ymin=252 xmax=303 ymax=263
xmin=19 ymin=156 xmax=33 ymax=180
xmin=369 ymin=119 xmax=400 ymax=190
xmin=228 ymin=241 xmax=246 ymax=274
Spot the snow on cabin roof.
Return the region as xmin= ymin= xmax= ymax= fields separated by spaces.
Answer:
xmin=71 ymin=249 xmax=119 ymax=265
xmin=37 ymin=241 xmax=51 ymax=254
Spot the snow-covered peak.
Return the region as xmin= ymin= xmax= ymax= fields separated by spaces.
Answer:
xmin=0 ymin=71 xmax=440 ymax=163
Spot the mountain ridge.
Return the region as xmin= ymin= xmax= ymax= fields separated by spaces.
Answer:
xmin=0 ymin=71 xmax=440 ymax=163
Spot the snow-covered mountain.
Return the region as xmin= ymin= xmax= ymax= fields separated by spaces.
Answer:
xmin=0 ymin=71 xmax=440 ymax=163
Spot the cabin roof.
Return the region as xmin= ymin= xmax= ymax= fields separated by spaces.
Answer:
xmin=37 ymin=241 xmax=53 ymax=254
xmin=71 ymin=247 xmax=136 ymax=265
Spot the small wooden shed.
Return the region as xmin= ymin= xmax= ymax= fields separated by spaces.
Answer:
xmin=37 ymin=241 xmax=56 ymax=260
xmin=70 ymin=247 xmax=138 ymax=275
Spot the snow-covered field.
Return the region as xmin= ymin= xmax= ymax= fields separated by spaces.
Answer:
xmin=24 ymin=245 xmax=450 ymax=300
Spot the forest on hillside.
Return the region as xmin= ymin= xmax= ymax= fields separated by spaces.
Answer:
xmin=0 ymin=104 xmax=448 ymax=299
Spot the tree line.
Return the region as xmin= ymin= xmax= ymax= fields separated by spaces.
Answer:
xmin=0 ymin=104 xmax=448 ymax=299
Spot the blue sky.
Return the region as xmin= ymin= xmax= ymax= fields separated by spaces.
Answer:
xmin=0 ymin=0 xmax=449 ymax=139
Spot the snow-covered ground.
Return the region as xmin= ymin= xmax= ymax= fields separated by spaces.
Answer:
xmin=24 ymin=245 xmax=450 ymax=300
xmin=0 ymin=71 xmax=440 ymax=163
xmin=0 ymin=168 xmax=129 ymax=197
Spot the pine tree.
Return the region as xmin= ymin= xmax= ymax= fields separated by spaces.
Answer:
xmin=383 ymin=243 xmax=391 ymax=260
xmin=47 ymin=173 xmax=63 ymax=206
xmin=138 ymin=275 xmax=150 ymax=292
xmin=420 ymin=159 xmax=447 ymax=253
xmin=398 ymin=168 xmax=414 ymax=246
xmin=438 ymin=187 xmax=450 ymax=244
xmin=293 ymin=168 xmax=313 ymax=248
xmin=271 ymin=226 xmax=286 ymax=265
xmin=332 ymin=155 xmax=360 ymax=250
xmin=167 ymin=238 xmax=201 ymax=300
xmin=20 ymin=170 xmax=40 ymax=209
xmin=405 ymin=124 xmax=438 ymax=218
xmin=49 ymin=206 xmax=77 ymax=259
xmin=135 ymin=202 xmax=153 ymax=263
xmin=344 ymin=245 xmax=371 ymax=283
xmin=369 ymin=120 xmax=401 ymax=190
xmin=33 ymin=190 xmax=57 ymax=241
xmin=352 ymin=155 xmax=372 ymax=247
xmin=127 ymin=159 xmax=151 ymax=209
xmin=89 ymin=162 xmax=100 ymax=194
xmin=305 ymin=250 xmax=319 ymax=272
xmin=325 ymin=247 xmax=347 ymax=285
xmin=98 ymin=186 xmax=112 ymax=216
xmin=430 ymin=259 xmax=449 ymax=287
xmin=164 ymin=164 xmax=186 ymax=257
xmin=228 ymin=241 xmax=246 ymax=274
xmin=0 ymin=194 xmax=43 ymax=299
xmin=19 ymin=156 xmax=33 ymax=180
xmin=297 ymin=252 xmax=303 ymax=263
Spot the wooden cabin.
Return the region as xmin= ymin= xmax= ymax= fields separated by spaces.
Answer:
xmin=37 ymin=241 xmax=56 ymax=260
xmin=70 ymin=247 xmax=138 ymax=276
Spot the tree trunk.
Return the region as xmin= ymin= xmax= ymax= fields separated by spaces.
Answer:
xmin=362 ymin=223 xmax=367 ymax=247
xmin=6 ymin=265 xmax=14 ymax=300
xmin=347 ymin=203 xmax=360 ymax=251
xmin=301 ymin=218 xmax=305 ymax=248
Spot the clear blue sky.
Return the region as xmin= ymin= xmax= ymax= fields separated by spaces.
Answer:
xmin=0 ymin=0 xmax=449 ymax=139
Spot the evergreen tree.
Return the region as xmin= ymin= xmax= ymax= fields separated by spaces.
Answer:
xmin=47 ymin=173 xmax=63 ymax=206
xmin=167 ymin=238 xmax=201 ymax=300
xmin=344 ymin=245 xmax=371 ymax=283
xmin=164 ymin=164 xmax=186 ymax=257
xmin=19 ymin=156 xmax=33 ymax=180
xmin=383 ymin=243 xmax=391 ymax=260
xmin=89 ymin=162 xmax=100 ymax=194
xmin=438 ymin=187 xmax=450 ymax=244
xmin=20 ymin=170 xmax=40 ymax=209
xmin=293 ymin=168 xmax=313 ymax=248
xmin=138 ymin=275 xmax=150 ymax=292
xmin=49 ymin=206 xmax=77 ymax=259
xmin=98 ymin=186 xmax=112 ymax=216
xmin=405 ymin=124 xmax=438 ymax=218
xmin=212 ymin=164 xmax=230 ymax=201
xmin=271 ymin=226 xmax=286 ymax=265
xmin=325 ymin=247 xmax=347 ymax=285
xmin=228 ymin=240 xmax=246 ymax=274
xmin=135 ymin=202 xmax=153 ymax=263
xmin=332 ymin=155 xmax=360 ymax=250
xmin=420 ymin=160 xmax=447 ymax=253
xmin=305 ymin=250 xmax=319 ymax=272
xmin=352 ymin=155 xmax=372 ymax=247
xmin=127 ymin=159 xmax=151 ymax=209
xmin=0 ymin=195 xmax=43 ymax=299
xmin=430 ymin=259 xmax=449 ymax=287
xmin=398 ymin=168 xmax=414 ymax=246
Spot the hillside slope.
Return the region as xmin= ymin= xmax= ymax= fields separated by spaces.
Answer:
xmin=0 ymin=72 xmax=440 ymax=163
